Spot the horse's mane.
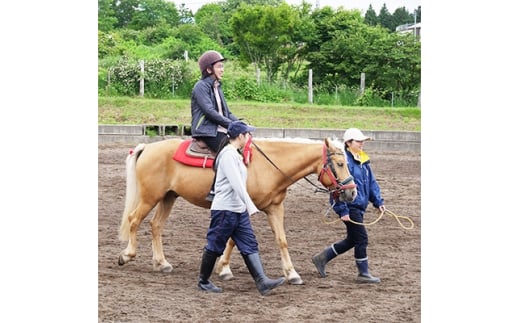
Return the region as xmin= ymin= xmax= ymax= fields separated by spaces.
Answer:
xmin=253 ymin=137 xmax=344 ymax=149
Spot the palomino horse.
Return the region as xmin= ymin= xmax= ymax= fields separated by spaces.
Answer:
xmin=118 ymin=137 xmax=357 ymax=285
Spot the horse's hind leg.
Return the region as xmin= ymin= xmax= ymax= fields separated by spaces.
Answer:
xmin=150 ymin=192 xmax=176 ymax=272
xmin=119 ymin=201 xmax=155 ymax=266
xmin=216 ymin=239 xmax=236 ymax=280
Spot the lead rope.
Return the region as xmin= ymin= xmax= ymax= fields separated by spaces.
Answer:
xmin=322 ymin=202 xmax=415 ymax=230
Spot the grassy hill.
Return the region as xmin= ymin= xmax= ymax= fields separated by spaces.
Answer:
xmin=98 ymin=96 xmax=421 ymax=132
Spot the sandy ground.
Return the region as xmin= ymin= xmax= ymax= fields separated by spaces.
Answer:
xmin=98 ymin=142 xmax=421 ymax=322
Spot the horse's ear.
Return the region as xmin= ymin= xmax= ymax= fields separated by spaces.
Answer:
xmin=324 ymin=137 xmax=330 ymax=147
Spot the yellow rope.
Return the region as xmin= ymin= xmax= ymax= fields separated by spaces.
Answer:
xmin=322 ymin=208 xmax=415 ymax=230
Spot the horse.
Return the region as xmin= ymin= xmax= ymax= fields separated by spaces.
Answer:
xmin=118 ymin=137 xmax=357 ymax=285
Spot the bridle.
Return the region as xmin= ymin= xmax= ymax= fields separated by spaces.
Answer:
xmin=252 ymin=140 xmax=355 ymax=195
xmin=317 ymin=144 xmax=356 ymax=198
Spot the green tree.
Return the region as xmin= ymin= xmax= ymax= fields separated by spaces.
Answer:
xmin=378 ymin=4 xmax=394 ymax=31
xmin=139 ymin=23 xmax=178 ymax=46
xmin=361 ymin=29 xmax=420 ymax=96
xmin=281 ymin=1 xmax=316 ymax=83
xmin=128 ymin=0 xmax=179 ymax=30
xmin=364 ymin=4 xmax=378 ymax=26
xmin=415 ymin=6 xmax=421 ymax=23
xmin=304 ymin=7 xmax=420 ymax=96
xmin=305 ymin=7 xmax=364 ymax=89
xmin=112 ymin=0 xmax=139 ymax=28
xmin=230 ymin=3 xmax=298 ymax=83
xmin=106 ymin=0 xmax=179 ymax=30
xmin=98 ymin=0 xmax=117 ymax=32
xmin=224 ymin=0 xmax=282 ymax=11
xmin=172 ymin=24 xmax=226 ymax=60
xmin=195 ymin=3 xmax=232 ymax=47
xmin=392 ymin=6 xmax=413 ymax=28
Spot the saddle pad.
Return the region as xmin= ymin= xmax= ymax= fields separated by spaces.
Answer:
xmin=173 ymin=140 xmax=214 ymax=168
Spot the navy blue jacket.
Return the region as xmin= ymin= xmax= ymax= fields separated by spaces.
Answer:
xmin=190 ymin=76 xmax=238 ymax=138
xmin=330 ymin=149 xmax=384 ymax=217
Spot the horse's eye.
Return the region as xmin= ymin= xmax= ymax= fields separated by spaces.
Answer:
xmin=337 ymin=162 xmax=344 ymax=167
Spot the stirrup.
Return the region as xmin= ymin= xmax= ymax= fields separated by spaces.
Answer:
xmin=205 ymin=192 xmax=215 ymax=202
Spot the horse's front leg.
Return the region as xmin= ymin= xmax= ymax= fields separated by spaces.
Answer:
xmin=265 ymin=204 xmax=304 ymax=285
xmin=149 ymin=193 xmax=176 ymax=272
xmin=216 ymin=238 xmax=235 ymax=280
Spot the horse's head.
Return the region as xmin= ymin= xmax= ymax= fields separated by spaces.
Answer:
xmin=318 ymin=138 xmax=357 ymax=202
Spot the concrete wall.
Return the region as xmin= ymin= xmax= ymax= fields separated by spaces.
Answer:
xmin=98 ymin=124 xmax=420 ymax=153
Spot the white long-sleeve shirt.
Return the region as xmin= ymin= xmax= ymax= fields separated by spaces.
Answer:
xmin=210 ymin=144 xmax=259 ymax=215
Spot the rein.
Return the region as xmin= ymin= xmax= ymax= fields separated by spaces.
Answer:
xmin=251 ymin=141 xmax=329 ymax=194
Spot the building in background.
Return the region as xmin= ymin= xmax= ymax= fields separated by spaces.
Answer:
xmin=396 ymin=22 xmax=421 ymax=40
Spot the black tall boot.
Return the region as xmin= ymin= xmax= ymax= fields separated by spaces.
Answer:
xmin=355 ymin=258 xmax=380 ymax=283
xmin=311 ymin=245 xmax=338 ymax=277
xmin=198 ymin=248 xmax=222 ymax=293
xmin=242 ymin=253 xmax=285 ymax=296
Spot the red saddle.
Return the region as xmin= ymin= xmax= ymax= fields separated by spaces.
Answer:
xmin=173 ymin=139 xmax=215 ymax=168
xmin=173 ymin=138 xmax=254 ymax=168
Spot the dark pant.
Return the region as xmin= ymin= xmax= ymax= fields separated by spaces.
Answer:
xmin=205 ymin=210 xmax=259 ymax=255
xmin=332 ymin=210 xmax=368 ymax=259
xmin=197 ymin=132 xmax=228 ymax=153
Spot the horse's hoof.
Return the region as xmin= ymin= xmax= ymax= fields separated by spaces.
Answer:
xmin=219 ymin=272 xmax=234 ymax=281
xmin=287 ymin=272 xmax=304 ymax=285
xmin=218 ymin=265 xmax=234 ymax=280
xmin=288 ymin=277 xmax=304 ymax=285
xmin=218 ymin=267 xmax=234 ymax=280
xmin=161 ymin=265 xmax=173 ymax=273
xmin=153 ymin=263 xmax=173 ymax=273
xmin=118 ymin=254 xmax=128 ymax=266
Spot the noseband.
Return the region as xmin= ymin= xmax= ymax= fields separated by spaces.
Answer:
xmin=318 ymin=145 xmax=356 ymax=197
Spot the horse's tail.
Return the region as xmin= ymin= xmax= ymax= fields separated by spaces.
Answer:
xmin=119 ymin=143 xmax=146 ymax=241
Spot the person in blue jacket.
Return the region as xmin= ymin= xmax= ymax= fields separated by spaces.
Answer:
xmin=191 ymin=50 xmax=239 ymax=201
xmin=312 ymin=128 xmax=385 ymax=283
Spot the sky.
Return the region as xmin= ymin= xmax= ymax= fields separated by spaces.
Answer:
xmin=178 ymin=0 xmax=421 ymax=14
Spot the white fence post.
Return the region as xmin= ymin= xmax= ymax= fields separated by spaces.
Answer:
xmin=308 ymin=69 xmax=313 ymax=104
xmin=139 ymin=60 xmax=144 ymax=97
xmin=106 ymin=68 xmax=111 ymax=95
xmin=360 ymin=72 xmax=365 ymax=95
xmin=172 ymin=74 xmax=175 ymax=97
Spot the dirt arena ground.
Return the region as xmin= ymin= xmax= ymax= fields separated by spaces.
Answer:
xmin=98 ymin=141 xmax=421 ymax=322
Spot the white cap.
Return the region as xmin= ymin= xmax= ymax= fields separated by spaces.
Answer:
xmin=343 ymin=128 xmax=371 ymax=142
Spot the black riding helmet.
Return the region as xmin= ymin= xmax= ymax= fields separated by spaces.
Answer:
xmin=198 ymin=50 xmax=225 ymax=78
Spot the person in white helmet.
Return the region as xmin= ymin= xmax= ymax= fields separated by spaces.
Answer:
xmin=191 ymin=50 xmax=240 ymax=201
xmin=311 ymin=128 xmax=385 ymax=283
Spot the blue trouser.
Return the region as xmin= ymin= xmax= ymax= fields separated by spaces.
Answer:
xmin=205 ymin=210 xmax=259 ymax=256
xmin=332 ymin=210 xmax=368 ymax=259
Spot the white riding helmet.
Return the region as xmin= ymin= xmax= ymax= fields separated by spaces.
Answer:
xmin=343 ymin=128 xmax=371 ymax=142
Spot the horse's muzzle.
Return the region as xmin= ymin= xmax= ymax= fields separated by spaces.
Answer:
xmin=337 ymin=176 xmax=357 ymax=202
